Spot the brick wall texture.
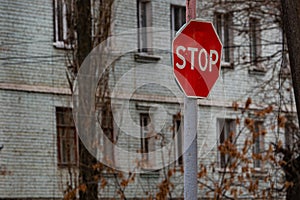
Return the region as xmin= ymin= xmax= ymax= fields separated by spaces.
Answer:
xmin=0 ymin=0 xmax=284 ymax=199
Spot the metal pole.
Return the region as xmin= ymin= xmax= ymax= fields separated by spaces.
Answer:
xmin=184 ymin=0 xmax=198 ymax=199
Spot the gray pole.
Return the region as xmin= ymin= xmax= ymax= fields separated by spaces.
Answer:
xmin=184 ymin=0 xmax=198 ymax=199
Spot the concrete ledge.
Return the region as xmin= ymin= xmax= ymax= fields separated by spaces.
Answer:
xmin=0 ymin=83 xmax=71 ymax=95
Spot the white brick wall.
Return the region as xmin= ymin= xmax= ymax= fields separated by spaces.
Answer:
xmin=0 ymin=89 xmax=74 ymax=198
xmin=0 ymin=0 xmax=286 ymax=199
xmin=0 ymin=0 xmax=69 ymax=88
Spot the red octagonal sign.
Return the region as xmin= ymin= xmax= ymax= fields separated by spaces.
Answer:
xmin=172 ymin=20 xmax=222 ymax=98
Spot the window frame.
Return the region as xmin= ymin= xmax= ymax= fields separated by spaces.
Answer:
xmin=249 ymin=17 xmax=264 ymax=72
xmin=56 ymin=107 xmax=79 ymax=167
xmin=53 ymin=0 xmax=74 ymax=48
xmin=140 ymin=113 xmax=150 ymax=161
xmin=284 ymin=114 xmax=298 ymax=150
xmin=214 ymin=11 xmax=234 ymax=67
xmin=217 ymin=118 xmax=236 ymax=169
xmin=252 ymin=121 xmax=265 ymax=169
xmin=173 ymin=114 xmax=183 ymax=166
xmin=137 ymin=0 xmax=152 ymax=53
xmin=170 ymin=5 xmax=186 ymax=39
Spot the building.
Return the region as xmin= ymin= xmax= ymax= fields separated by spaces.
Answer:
xmin=0 ymin=0 xmax=291 ymax=199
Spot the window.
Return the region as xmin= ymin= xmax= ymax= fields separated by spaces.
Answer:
xmin=53 ymin=0 xmax=74 ymax=47
xmin=253 ymin=121 xmax=265 ymax=168
xmin=284 ymin=115 xmax=298 ymax=149
xmin=56 ymin=107 xmax=78 ymax=166
xmin=173 ymin=114 xmax=183 ymax=166
xmin=249 ymin=18 xmax=261 ymax=66
xmin=171 ymin=5 xmax=186 ymax=38
xmin=140 ymin=113 xmax=150 ymax=161
xmin=137 ymin=0 xmax=152 ymax=52
xmin=214 ymin=12 xmax=233 ymax=65
xmin=102 ymin=113 xmax=117 ymax=167
xmin=218 ymin=118 xmax=236 ymax=168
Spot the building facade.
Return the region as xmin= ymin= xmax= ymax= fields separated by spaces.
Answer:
xmin=0 ymin=0 xmax=290 ymax=199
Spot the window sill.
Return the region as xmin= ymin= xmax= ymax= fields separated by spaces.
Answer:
xmin=134 ymin=52 xmax=161 ymax=63
xmin=139 ymin=169 xmax=160 ymax=178
xmin=251 ymin=168 xmax=268 ymax=177
xmin=216 ymin=167 xmax=267 ymax=176
xmin=216 ymin=167 xmax=236 ymax=173
xmin=58 ymin=164 xmax=79 ymax=168
xmin=102 ymin=172 xmax=118 ymax=178
xmin=248 ymin=65 xmax=266 ymax=75
xmin=221 ymin=61 xmax=234 ymax=69
xmin=53 ymin=41 xmax=73 ymax=50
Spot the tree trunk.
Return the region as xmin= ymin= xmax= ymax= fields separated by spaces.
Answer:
xmin=286 ymin=182 xmax=300 ymax=200
xmin=77 ymin=0 xmax=91 ymax=65
xmin=281 ymin=0 xmax=300 ymax=127
xmin=280 ymin=1 xmax=300 ymax=199
xmin=76 ymin=0 xmax=98 ymax=200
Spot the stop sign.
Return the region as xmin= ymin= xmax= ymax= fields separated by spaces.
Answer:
xmin=172 ymin=20 xmax=222 ymax=98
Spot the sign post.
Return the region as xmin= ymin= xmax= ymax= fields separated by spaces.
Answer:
xmin=172 ymin=1 xmax=222 ymax=199
xmin=184 ymin=1 xmax=197 ymax=199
